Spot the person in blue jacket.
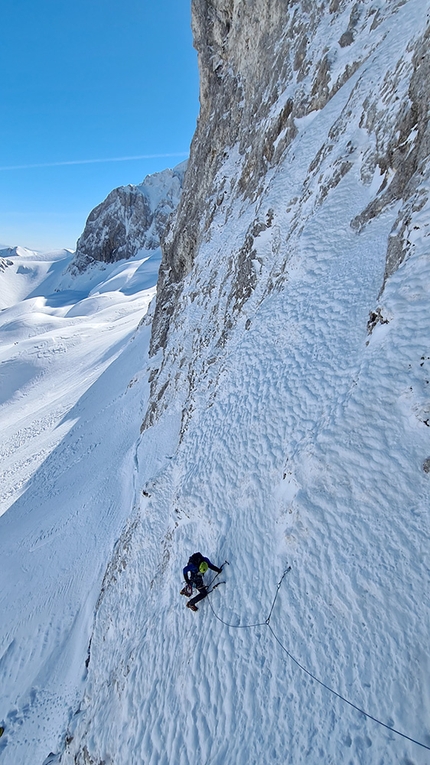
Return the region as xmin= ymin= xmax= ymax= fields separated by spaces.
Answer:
xmin=182 ymin=551 xmax=222 ymax=611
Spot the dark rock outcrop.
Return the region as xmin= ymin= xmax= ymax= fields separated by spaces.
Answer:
xmin=69 ymin=163 xmax=187 ymax=275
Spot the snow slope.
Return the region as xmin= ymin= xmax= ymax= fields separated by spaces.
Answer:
xmin=59 ymin=168 xmax=430 ymax=764
xmin=0 ymin=248 xmax=156 ymax=762
xmin=1 ymin=2 xmax=430 ymax=765
xmin=57 ymin=2 xmax=430 ymax=764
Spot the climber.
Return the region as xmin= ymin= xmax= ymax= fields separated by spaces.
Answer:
xmin=182 ymin=552 xmax=222 ymax=612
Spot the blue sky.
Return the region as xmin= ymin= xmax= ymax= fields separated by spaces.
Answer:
xmin=0 ymin=0 xmax=199 ymax=250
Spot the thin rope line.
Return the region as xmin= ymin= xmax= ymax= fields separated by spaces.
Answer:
xmin=207 ymin=567 xmax=291 ymax=629
xmin=267 ymin=624 xmax=430 ymax=751
xmin=207 ymin=566 xmax=430 ymax=752
xmin=207 ymin=596 xmax=267 ymax=628
xmin=265 ymin=567 xmax=291 ymax=624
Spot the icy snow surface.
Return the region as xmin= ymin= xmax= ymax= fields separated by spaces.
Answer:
xmin=1 ymin=2 xmax=430 ymax=764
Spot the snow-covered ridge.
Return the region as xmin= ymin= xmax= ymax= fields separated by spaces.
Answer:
xmin=1 ymin=245 xmax=39 ymax=275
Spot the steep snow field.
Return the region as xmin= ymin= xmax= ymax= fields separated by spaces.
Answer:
xmin=0 ymin=248 xmax=157 ymax=762
xmin=1 ymin=2 xmax=430 ymax=764
xmin=59 ymin=182 xmax=430 ymax=763
xmin=57 ymin=2 xmax=430 ymax=763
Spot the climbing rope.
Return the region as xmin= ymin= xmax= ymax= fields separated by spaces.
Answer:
xmin=207 ymin=566 xmax=430 ymax=752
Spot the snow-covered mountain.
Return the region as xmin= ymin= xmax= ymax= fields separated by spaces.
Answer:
xmin=0 ymin=246 xmax=38 ymax=277
xmin=1 ymin=1 xmax=430 ymax=764
xmin=69 ymin=162 xmax=187 ymax=273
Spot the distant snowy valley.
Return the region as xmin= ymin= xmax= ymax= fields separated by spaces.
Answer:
xmin=0 ymin=242 xmax=159 ymax=762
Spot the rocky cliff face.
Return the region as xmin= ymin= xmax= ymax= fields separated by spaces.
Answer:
xmin=147 ymin=0 xmax=430 ymax=427
xmin=69 ymin=163 xmax=187 ymax=274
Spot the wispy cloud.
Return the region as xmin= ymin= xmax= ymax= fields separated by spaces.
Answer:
xmin=0 ymin=152 xmax=188 ymax=171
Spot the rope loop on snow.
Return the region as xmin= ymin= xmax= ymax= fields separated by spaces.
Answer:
xmin=207 ymin=564 xmax=430 ymax=752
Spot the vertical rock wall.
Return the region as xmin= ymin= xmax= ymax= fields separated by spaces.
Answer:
xmin=146 ymin=0 xmax=429 ymax=426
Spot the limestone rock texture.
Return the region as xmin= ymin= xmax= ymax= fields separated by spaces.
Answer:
xmin=147 ymin=0 xmax=430 ymax=429
xmin=69 ymin=163 xmax=187 ymax=274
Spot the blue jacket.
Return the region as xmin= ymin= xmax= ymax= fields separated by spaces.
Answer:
xmin=183 ymin=555 xmax=220 ymax=583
